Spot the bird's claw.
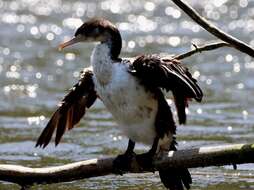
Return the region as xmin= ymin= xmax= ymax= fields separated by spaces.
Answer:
xmin=113 ymin=152 xmax=136 ymax=175
xmin=136 ymin=152 xmax=155 ymax=172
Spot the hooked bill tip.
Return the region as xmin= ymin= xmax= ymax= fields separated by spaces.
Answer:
xmin=57 ymin=37 xmax=81 ymax=51
xmin=58 ymin=44 xmax=64 ymax=51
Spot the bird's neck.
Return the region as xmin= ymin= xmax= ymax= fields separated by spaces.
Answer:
xmin=91 ymin=31 xmax=122 ymax=85
xmin=91 ymin=43 xmax=114 ymax=85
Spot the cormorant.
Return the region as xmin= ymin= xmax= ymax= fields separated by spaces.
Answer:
xmin=36 ymin=18 xmax=203 ymax=190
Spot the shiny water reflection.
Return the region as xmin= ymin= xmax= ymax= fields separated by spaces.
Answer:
xmin=1 ymin=0 xmax=254 ymax=189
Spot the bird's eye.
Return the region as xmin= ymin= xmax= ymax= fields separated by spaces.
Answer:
xmin=93 ymin=28 xmax=99 ymax=34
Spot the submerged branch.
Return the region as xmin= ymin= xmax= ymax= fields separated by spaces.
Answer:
xmin=0 ymin=143 xmax=254 ymax=188
xmin=171 ymin=0 xmax=254 ymax=58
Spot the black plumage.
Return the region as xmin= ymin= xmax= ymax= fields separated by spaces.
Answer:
xmin=36 ymin=70 xmax=97 ymax=148
xmin=129 ymin=54 xmax=202 ymax=124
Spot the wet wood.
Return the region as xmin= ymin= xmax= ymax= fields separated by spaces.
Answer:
xmin=0 ymin=143 xmax=254 ymax=188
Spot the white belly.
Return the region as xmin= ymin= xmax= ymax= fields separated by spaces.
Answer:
xmin=94 ymin=64 xmax=158 ymax=145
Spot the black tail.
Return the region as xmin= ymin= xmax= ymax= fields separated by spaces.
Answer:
xmin=159 ymin=139 xmax=192 ymax=190
xmin=159 ymin=168 xmax=192 ymax=190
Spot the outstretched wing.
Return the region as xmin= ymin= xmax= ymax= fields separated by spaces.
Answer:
xmin=129 ymin=54 xmax=203 ymax=124
xmin=36 ymin=68 xmax=97 ymax=148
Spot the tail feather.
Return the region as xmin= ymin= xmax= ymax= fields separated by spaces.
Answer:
xmin=159 ymin=139 xmax=192 ymax=190
xmin=180 ymin=169 xmax=192 ymax=189
xmin=159 ymin=168 xmax=190 ymax=190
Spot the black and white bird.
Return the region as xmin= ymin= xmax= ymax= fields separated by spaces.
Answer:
xmin=36 ymin=18 xmax=203 ymax=190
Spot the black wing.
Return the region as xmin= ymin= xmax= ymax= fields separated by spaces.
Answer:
xmin=129 ymin=54 xmax=203 ymax=124
xmin=36 ymin=69 xmax=97 ymax=148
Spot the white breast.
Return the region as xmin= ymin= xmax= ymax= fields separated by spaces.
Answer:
xmin=91 ymin=43 xmax=158 ymax=145
xmin=96 ymin=63 xmax=158 ymax=145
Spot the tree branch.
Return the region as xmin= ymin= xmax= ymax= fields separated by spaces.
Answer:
xmin=0 ymin=143 xmax=254 ymax=188
xmin=171 ymin=0 xmax=254 ymax=58
xmin=173 ymin=41 xmax=231 ymax=60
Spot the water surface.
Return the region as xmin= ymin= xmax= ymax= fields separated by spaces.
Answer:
xmin=1 ymin=0 xmax=254 ymax=189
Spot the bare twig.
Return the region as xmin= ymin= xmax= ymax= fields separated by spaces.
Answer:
xmin=174 ymin=41 xmax=231 ymax=60
xmin=124 ymin=42 xmax=231 ymax=61
xmin=171 ymin=0 xmax=254 ymax=58
xmin=0 ymin=143 xmax=254 ymax=188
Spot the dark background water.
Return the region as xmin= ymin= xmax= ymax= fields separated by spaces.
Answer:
xmin=1 ymin=0 xmax=254 ymax=189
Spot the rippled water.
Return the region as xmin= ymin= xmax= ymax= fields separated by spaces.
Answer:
xmin=1 ymin=0 xmax=254 ymax=189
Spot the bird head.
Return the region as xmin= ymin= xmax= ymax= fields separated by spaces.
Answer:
xmin=58 ymin=18 xmax=120 ymax=50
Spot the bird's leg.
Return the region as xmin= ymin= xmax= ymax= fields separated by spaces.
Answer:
xmin=113 ymin=139 xmax=136 ymax=175
xmin=136 ymin=136 xmax=159 ymax=172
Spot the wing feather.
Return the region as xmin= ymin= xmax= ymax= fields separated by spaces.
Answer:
xmin=129 ymin=55 xmax=203 ymax=124
xmin=36 ymin=69 xmax=97 ymax=148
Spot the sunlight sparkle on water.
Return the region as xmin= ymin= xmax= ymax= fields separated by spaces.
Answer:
xmin=27 ymin=116 xmax=45 ymax=125
xmin=118 ymin=22 xmax=129 ymax=31
xmin=36 ymin=72 xmax=42 ymax=79
xmin=137 ymin=16 xmax=157 ymax=32
xmin=26 ymin=84 xmax=38 ymax=98
xmin=242 ymin=110 xmax=248 ymax=119
xmin=46 ymin=33 xmax=54 ymax=41
xmin=3 ymin=84 xmax=38 ymax=98
xmin=128 ymin=41 xmax=136 ymax=49
xmin=239 ymin=0 xmax=248 ymax=8
xmin=225 ymin=54 xmax=233 ymax=62
xmin=193 ymin=71 xmax=200 ymax=79
xmin=55 ymin=59 xmax=64 ymax=66
xmin=237 ymin=83 xmax=244 ymax=89
xmin=233 ymin=63 xmax=241 ymax=73
xmin=73 ymin=71 xmax=80 ymax=78
xmin=206 ymin=79 xmax=212 ymax=85
xmin=6 ymin=71 xmax=20 ymax=79
xmin=197 ymin=108 xmax=203 ymax=114
xmin=144 ymin=2 xmax=155 ymax=12
xmin=3 ymin=48 xmax=10 ymax=55
xmin=168 ymin=36 xmax=181 ymax=47
xmin=51 ymin=24 xmax=62 ymax=35
xmin=65 ymin=53 xmax=76 ymax=61
xmin=165 ymin=6 xmax=181 ymax=19
xmin=63 ymin=18 xmax=83 ymax=30
xmin=213 ymin=0 xmax=228 ymax=7
xmin=30 ymin=26 xmax=39 ymax=36
xmin=110 ymin=4 xmax=120 ymax=14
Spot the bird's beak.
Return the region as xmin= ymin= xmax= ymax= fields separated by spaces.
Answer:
xmin=58 ymin=36 xmax=83 ymax=51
